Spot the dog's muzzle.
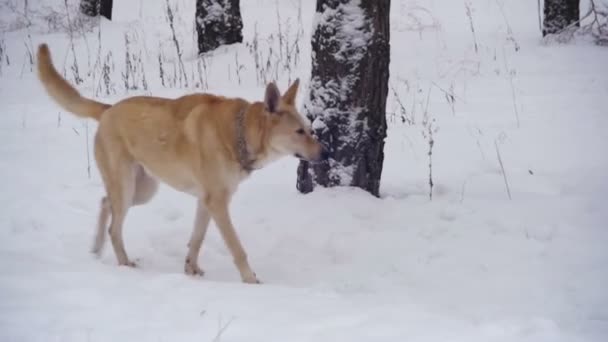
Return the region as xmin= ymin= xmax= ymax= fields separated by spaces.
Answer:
xmin=295 ymin=147 xmax=330 ymax=162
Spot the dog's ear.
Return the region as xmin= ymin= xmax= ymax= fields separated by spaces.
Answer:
xmin=282 ymin=78 xmax=300 ymax=105
xmin=264 ymin=82 xmax=280 ymax=113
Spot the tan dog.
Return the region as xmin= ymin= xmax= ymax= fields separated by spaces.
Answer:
xmin=36 ymin=44 xmax=327 ymax=284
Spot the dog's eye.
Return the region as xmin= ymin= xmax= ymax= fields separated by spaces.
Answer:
xmin=296 ymin=128 xmax=305 ymax=135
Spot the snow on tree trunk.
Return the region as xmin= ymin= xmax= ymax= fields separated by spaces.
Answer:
xmin=79 ymin=0 xmax=113 ymax=20
xmin=543 ymin=0 xmax=580 ymax=36
xmin=196 ymin=0 xmax=243 ymax=54
xmin=296 ymin=0 xmax=390 ymax=197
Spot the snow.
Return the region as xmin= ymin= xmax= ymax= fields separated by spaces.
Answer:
xmin=311 ymin=0 xmax=372 ymax=63
xmin=1 ymin=0 xmax=608 ymax=341
xmin=198 ymin=0 xmax=230 ymax=26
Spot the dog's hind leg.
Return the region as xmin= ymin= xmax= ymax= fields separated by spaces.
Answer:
xmin=93 ymin=158 xmax=152 ymax=265
xmin=91 ymin=166 xmax=156 ymax=260
xmin=185 ymin=199 xmax=211 ymax=276
xmin=106 ymin=160 xmax=137 ymax=267
xmin=92 ymin=133 xmax=135 ymax=266
xmin=92 ymin=133 xmax=112 ymax=257
xmin=92 ymin=128 xmax=138 ymax=267
xmin=91 ymin=196 xmax=110 ymax=256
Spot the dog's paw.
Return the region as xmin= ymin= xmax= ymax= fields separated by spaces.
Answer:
xmin=184 ymin=261 xmax=205 ymax=277
xmin=118 ymin=260 xmax=138 ymax=268
xmin=242 ymin=272 xmax=261 ymax=284
xmin=91 ymin=239 xmax=105 ymax=257
xmin=90 ymin=246 xmax=102 ymax=258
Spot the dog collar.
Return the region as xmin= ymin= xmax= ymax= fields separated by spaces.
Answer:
xmin=235 ymin=106 xmax=256 ymax=173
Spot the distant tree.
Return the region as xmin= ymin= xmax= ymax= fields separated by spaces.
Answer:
xmin=296 ymin=0 xmax=390 ymax=197
xmin=80 ymin=0 xmax=113 ymax=20
xmin=195 ymin=0 xmax=243 ymax=54
xmin=543 ymin=0 xmax=580 ymax=36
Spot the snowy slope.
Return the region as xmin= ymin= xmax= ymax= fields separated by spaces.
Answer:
xmin=1 ymin=0 xmax=607 ymax=341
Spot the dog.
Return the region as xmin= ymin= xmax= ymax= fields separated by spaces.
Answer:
xmin=36 ymin=43 xmax=327 ymax=284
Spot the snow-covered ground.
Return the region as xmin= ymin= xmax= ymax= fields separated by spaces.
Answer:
xmin=1 ymin=0 xmax=607 ymax=341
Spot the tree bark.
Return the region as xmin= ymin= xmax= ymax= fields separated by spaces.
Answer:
xmin=297 ymin=0 xmax=390 ymax=197
xmin=79 ymin=0 xmax=113 ymax=20
xmin=196 ymin=0 xmax=243 ymax=54
xmin=543 ymin=0 xmax=580 ymax=36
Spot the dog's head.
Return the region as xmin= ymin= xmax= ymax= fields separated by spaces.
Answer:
xmin=263 ymin=79 xmax=329 ymax=162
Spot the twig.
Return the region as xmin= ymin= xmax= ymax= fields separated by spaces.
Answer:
xmin=275 ymin=0 xmax=284 ymax=61
xmin=495 ymin=0 xmax=520 ymax=51
xmin=465 ymin=2 xmax=479 ymax=54
xmin=213 ymin=316 xmax=235 ymax=342
xmin=165 ymin=0 xmax=188 ymax=87
xmin=494 ymin=140 xmax=511 ymax=200
xmin=502 ymin=47 xmax=520 ymax=128
xmin=431 ymin=81 xmax=459 ymax=116
xmin=63 ymin=0 xmax=82 ymax=85
xmin=460 ymin=180 xmax=467 ymax=203
xmin=431 ymin=81 xmax=463 ymax=102
xmin=390 ymin=82 xmax=413 ymax=125
xmin=422 ymin=86 xmax=435 ymax=201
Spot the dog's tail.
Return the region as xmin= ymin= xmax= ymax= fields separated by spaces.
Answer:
xmin=37 ymin=44 xmax=110 ymax=121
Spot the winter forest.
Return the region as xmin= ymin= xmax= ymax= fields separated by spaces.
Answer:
xmin=0 ymin=0 xmax=607 ymax=341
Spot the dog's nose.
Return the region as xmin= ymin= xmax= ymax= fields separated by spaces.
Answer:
xmin=320 ymin=148 xmax=330 ymax=161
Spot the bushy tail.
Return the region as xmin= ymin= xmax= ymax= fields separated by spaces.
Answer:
xmin=36 ymin=44 xmax=110 ymax=121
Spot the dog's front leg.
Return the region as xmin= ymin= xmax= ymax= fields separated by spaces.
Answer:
xmin=185 ymin=199 xmax=211 ymax=276
xmin=206 ymin=191 xmax=260 ymax=284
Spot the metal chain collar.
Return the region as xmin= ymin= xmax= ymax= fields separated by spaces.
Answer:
xmin=235 ymin=106 xmax=255 ymax=173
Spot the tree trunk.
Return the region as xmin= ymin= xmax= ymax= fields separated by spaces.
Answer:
xmin=296 ymin=0 xmax=390 ymax=197
xmin=196 ymin=0 xmax=243 ymax=54
xmin=543 ymin=0 xmax=580 ymax=36
xmin=79 ymin=0 xmax=113 ymax=20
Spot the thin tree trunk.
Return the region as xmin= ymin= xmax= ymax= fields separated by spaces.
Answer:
xmin=543 ymin=0 xmax=580 ymax=36
xmin=196 ymin=0 xmax=243 ymax=54
xmin=80 ymin=0 xmax=113 ymax=20
xmin=297 ymin=0 xmax=390 ymax=197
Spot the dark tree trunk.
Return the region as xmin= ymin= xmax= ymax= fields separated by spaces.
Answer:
xmin=196 ymin=0 xmax=243 ymax=54
xmin=296 ymin=0 xmax=390 ymax=197
xmin=543 ymin=0 xmax=580 ymax=36
xmin=80 ymin=0 xmax=113 ymax=20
